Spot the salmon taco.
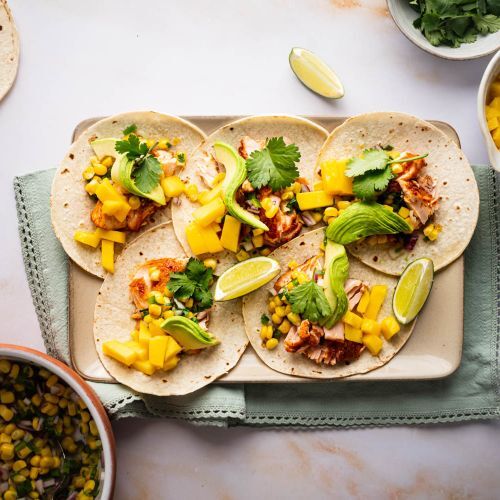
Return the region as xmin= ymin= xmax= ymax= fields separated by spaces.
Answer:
xmin=171 ymin=115 xmax=328 ymax=272
xmin=51 ymin=111 xmax=206 ymax=278
xmin=94 ymin=222 xmax=247 ymax=396
xmin=242 ymin=228 xmax=415 ymax=379
xmin=306 ymin=112 xmax=479 ymax=275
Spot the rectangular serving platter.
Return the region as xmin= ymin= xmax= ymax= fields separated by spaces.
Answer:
xmin=69 ymin=116 xmax=464 ymax=384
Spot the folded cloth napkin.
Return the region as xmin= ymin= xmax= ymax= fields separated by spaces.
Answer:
xmin=13 ymin=167 xmax=499 ymax=427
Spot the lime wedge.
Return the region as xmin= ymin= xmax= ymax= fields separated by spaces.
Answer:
xmin=289 ymin=47 xmax=344 ymax=99
xmin=214 ymin=257 xmax=280 ymax=301
xmin=393 ymin=258 xmax=434 ymax=325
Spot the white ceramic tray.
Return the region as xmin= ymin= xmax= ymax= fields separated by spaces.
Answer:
xmin=69 ymin=116 xmax=464 ymax=383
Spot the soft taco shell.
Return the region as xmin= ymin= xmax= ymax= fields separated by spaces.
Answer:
xmin=315 ymin=112 xmax=479 ymax=275
xmin=0 ymin=0 xmax=19 ymax=102
xmin=242 ymin=228 xmax=415 ymax=379
xmin=94 ymin=222 xmax=248 ymax=396
xmin=172 ymin=115 xmax=328 ymax=272
xmin=51 ymin=112 xmax=206 ymax=278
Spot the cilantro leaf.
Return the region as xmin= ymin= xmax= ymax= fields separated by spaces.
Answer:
xmin=353 ymin=166 xmax=394 ymax=201
xmin=246 ymin=137 xmax=301 ymax=191
xmin=288 ymin=280 xmax=333 ymax=324
xmin=345 ymin=149 xmax=389 ymax=177
xmin=261 ymin=314 xmax=270 ymax=325
xmin=122 ymin=124 xmax=137 ymax=135
xmin=115 ymin=134 xmax=148 ymax=160
xmin=134 ymin=155 xmax=162 ymax=193
xmin=474 ymin=14 xmax=500 ymax=33
xmin=167 ymin=258 xmax=213 ymax=312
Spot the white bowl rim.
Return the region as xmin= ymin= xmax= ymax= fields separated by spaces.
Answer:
xmin=0 ymin=345 xmax=115 ymax=500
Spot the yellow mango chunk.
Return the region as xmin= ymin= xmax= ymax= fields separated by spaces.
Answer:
xmin=487 ymin=116 xmax=499 ymax=132
xmin=381 ymin=316 xmax=401 ymax=340
xmin=163 ymin=355 xmax=179 ymax=372
xmin=490 ymin=81 xmax=500 ymax=98
xmin=131 ymin=330 xmax=139 ymax=342
xmin=343 ymin=311 xmax=363 ymax=329
xmin=220 ymin=215 xmax=241 ymax=253
xmin=101 ymin=239 xmax=114 ymax=273
xmin=363 ymin=335 xmax=383 ymax=356
xmin=296 ymin=190 xmax=334 ymax=210
xmin=74 ymin=231 xmax=100 ymax=248
xmin=132 ymin=360 xmax=156 ymax=376
xmin=192 ymin=197 xmax=226 ymax=227
xmin=95 ymin=228 xmax=126 ymax=244
xmin=138 ymin=323 xmax=151 ymax=347
xmin=102 ymin=200 xmax=131 ymax=223
xmin=149 ymin=336 xmax=168 ymax=368
xmin=161 ymin=175 xmax=185 ymax=197
xmin=364 ymin=285 xmax=387 ymax=320
xmin=344 ymin=324 xmax=363 ymax=344
xmin=361 ymin=318 xmax=381 ymax=336
xmin=164 ymin=336 xmax=182 ymax=361
xmin=124 ymin=341 xmax=148 ymax=361
xmin=102 ymin=340 xmax=137 ymax=366
xmin=356 ymin=290 xmax=370 ymax=314
xmin=321 ymin=159 xmax=353 ymax=195
xmin=95 ymin=178 xmax=126 ymax=204
xmin=486 ymin=106 xmax=500 ymax=120
xmin=493 ymin=127 xmax=500 ymax=148
xmin=198 ymin=184 xmax=223 ymax=205
xmin=148 ymin=320 xmax=165 ymax=337
xmin=490 ymin=96 xmax=500 ymax=109
xmin=186 ymin=222 xmax=224 ymax=255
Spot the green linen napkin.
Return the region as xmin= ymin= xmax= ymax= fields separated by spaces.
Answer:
xmin=13 ymin=167 xmax=500 ymax=427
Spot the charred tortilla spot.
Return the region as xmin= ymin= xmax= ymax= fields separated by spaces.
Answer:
xmin=69 ymin=154 xmax=74 ymax=159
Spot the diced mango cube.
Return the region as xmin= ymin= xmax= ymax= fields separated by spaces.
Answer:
xmin=95 ymin=228 xmax=126 ymax=244
xmin=321 ymin=159 xmax=353 ymax=195
xmin=363 ymin=335 xmax=383 ymax=356
xmin=488 ymin=117 xmax=499 ymax=131
xmin=124 ymin=341 xmax=148 ymax=361
xmin=313 ymin=181 xmax=324 ymax=191
xmin=490 ymin=96 xmax=500 ymax=109
xmin=138 ymin=322 xmax=151 ymax=347
xmin=364 ymin=285 xmax=387 ymax=320
xmin=192 ymin=197 xmax=226 ymax=227
xmin=149 ymin=336 xmax=168 ymax=368
xmin=198 ymin=184 xmax=223 ymax=205
xmin=490 ymin=81 xmax=500 ymax=98
xmin=186 ymin=222 xmax=224 ymax=255
xmin=148 ymin=320 xmax=165 ymax=337
xmin=220 ymin=215 xmax=242 ymax=253
xmin=130 ymin=330 xmax=139 ymax=342
xmin=493 ymin=127 xmax=500 ymax=149
xmin=102 ymin=340 xmax=137 ymax=366
xmin=164 ymin=336 xmax=182 ymax=362
xmin=101 ymin=239 xmax=114 ymax=273
xmin=381 ymin=316 xmax=401 ymax=340
xmin=357 ymin=290 xmax=370 ymax=314
xmin=95 ymin=178 xmax=126 ymax=204
xmin=161 ymin=175 xmax=185 ymax=197
xmin=344 ymin=324 xmax=363 ymax=343
xmin=163 ymin=355 xmax=179 ymax=372
xmin=343 ymin=311 xmax=363 ymax=329
xmin=132 ymin=360 xmax=156 ymax=376
xmin=74 ymin=231 xmax=100 ymax=248
xmin=102 ymin=200 xmax=131 ymax=223
xmin=361 ymin=318 xmax=381 ymax=336
xmin=296 ymin=190 xmax=334 ymax=210
xmin=398 ymin=207 xmax=410 ymax=218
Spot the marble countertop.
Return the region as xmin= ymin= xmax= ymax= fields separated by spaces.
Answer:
xmin=1 ymin=0 xmax=498 ymax=498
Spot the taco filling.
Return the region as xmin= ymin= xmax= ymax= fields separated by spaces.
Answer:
xmin=101 ymin=257 xmax=219 ymax=376
xmin=259 ymin=239 xmax=401 ymax=366
xmin=183 ymin=136 xmax=323 ymax=261
xmin=73 ymin=124 xmax=190 ymax=273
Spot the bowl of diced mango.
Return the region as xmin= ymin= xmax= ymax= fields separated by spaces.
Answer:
xmin=478 ymin=50 xmax=500 ymax=172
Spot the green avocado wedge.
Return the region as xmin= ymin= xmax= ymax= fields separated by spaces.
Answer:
xmin=323 ymin=240 xmax=349 ymax=328
xmin=213 ymin=141 xmax=269 ymax=231
xmin=160 ymin=316 xmax=219 ymax=350
xmin=326 ymin=201 xmax=412 ymax=245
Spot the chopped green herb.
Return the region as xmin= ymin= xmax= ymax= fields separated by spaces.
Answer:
xmin=122 ymin=124 xmax=137 ymax=135
xmin=288 ymin=280 xmax=333 ymax=324
xmin=261 ymin=314 xmax=270 ymax=325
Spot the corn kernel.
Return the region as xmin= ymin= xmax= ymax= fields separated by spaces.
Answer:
xmin=0 ymin=391 xmax=14 ymax=404
xmin=288 ymin=260 xmax=298 ymax=269
xmin=128 ymin=196 xmax=141 ymax=210
xmin=383 ymin=204 xmax=394 ymax=211
xmin=266 ymin=338 xmax=279 ymax=350
xmin=391 ymin=164 xmax=403 ymax=174
xmin=273 ymin=296 xmax=283 ymax=306
xmin=312 ymin=212 xmax=323 ymax=223
xmin=82 ymin=166 xmax=95 ymax=180
xmin=275 ymin=306 xmax=286 ymax=318
xmin=0 ymin=360 xmax=11 ymax=373
xmin=268 ymin=301 xmax=276 ymax=313
xmin=0 ymin=405 xmax=14 ymax=421
xmin=281 ymin=191 xmax=294 ymax=201
xmin=337 ymin=200 xmax=351 ymax=210
xmin=398 ymin=206 xmax=410 ymax=218
xmin=278 ymin=319 xmax=292 ymax=335
xmin=260 ymin=248 xmax=272 ymax=256
xmin=265 ymin=205 xmax=279 ymax=219
xmin=260 ymin=326 xmax=273 ymax=340
xmin=203 ymin=258 xmax=217 ymax=270
xmin=271 ymin=313 xmax=282 ymax=325
xmin=185 ymin=184 xmax=199 ymax=202
xmin=9 ymin=364 xmax=19 ymax=379
xmin=12 ymin=460 xmax=26 ymax=472
xmin=236 ymin=250 xmax=250 ymax=262
xmin=324 ymin=206 xmax=338 ymax=217
xmin=11 ymin=429 xmax=24 ymax=441
xmin=93 ymin=163 xmax=107 ymax=176
xmin=287 ymin=312 xmax=301 ymax=326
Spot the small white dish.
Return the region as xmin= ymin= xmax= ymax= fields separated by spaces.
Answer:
xmin=478 ymin=50 xmax=500 ymax=172
xmin=387 ymin=0 xmax=500 ymax=60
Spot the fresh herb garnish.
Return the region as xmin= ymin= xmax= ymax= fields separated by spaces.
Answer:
xmin=286 ymin=197 xmax=299 ymax=211
xmin=261 ymin=314 xmax=270 ymax=325
xmin=346 ymin=149 xmax=389 ymax=177
xmin=167 ymin=258 xmax=213 ymax=311
xmin=247 ymin=192 xmax=262 ymax=209
xmin=288 ymin=280 xmax=333 ymax=324
xmin=352 ymin=167 xmax=395 ymax=201
xmin=410 ymin=0 xmax=500 ymax=48
xmin=246 ymin=137 xmax=301 ymax=191
xmin=122 ymin=123 xmax=137 ymax=135
xmin=115 ymin=134 xmax=162 ymax=193
xmin=177 ymin=152 xmax=186 ymax=164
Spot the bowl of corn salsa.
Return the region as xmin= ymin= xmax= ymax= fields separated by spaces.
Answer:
xmin=0 ymin=344 xmax=115 ymax=500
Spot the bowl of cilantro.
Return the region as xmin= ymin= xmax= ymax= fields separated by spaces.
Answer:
xmin=387 ymin=0 xmax=500 ymax=60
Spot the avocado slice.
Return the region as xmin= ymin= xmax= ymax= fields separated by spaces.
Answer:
xmin=323 ymin=240 xmax=349 ymax=328
xmin=160 ymin=316 xmax=219 ymax=350
xmin=116 ymin=156 xmax=166 ymax=205
xmin=213 ymin=142 xmax=268 ymax=231
xmin=326 ymin=201 xmax=412 ymax=245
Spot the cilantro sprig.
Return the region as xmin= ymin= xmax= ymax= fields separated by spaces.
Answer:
xmin=122 ymin=123 xmax=137 ymax=135
xmin=115 ymin=134 xmax=162 ymax=193
xmin=246 ymin=137 xmax=301 ymax=191
xmin=345 ymin=149 xmax=428 ymax=201
xmin=167 ymin=258 xmax=213 ymax=312
xmin=288 ymin=280 xmax=332 ymax=324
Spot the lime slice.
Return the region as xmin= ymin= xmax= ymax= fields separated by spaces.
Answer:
xmin=289 ymin=47 xmax=344 ymax=99
xmin=393 ymin=258 xmax=434 ymax=325
xmin=214 ymin=257 xmax=280 ymax=301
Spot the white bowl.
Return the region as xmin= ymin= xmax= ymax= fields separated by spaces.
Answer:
xmin=478 ymin=50 xmax=500 ymax=171
xmin=387 ymin=0 xmax=500 ymax=60
xmin=0 ymin=344 xmax=116 ymax=500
